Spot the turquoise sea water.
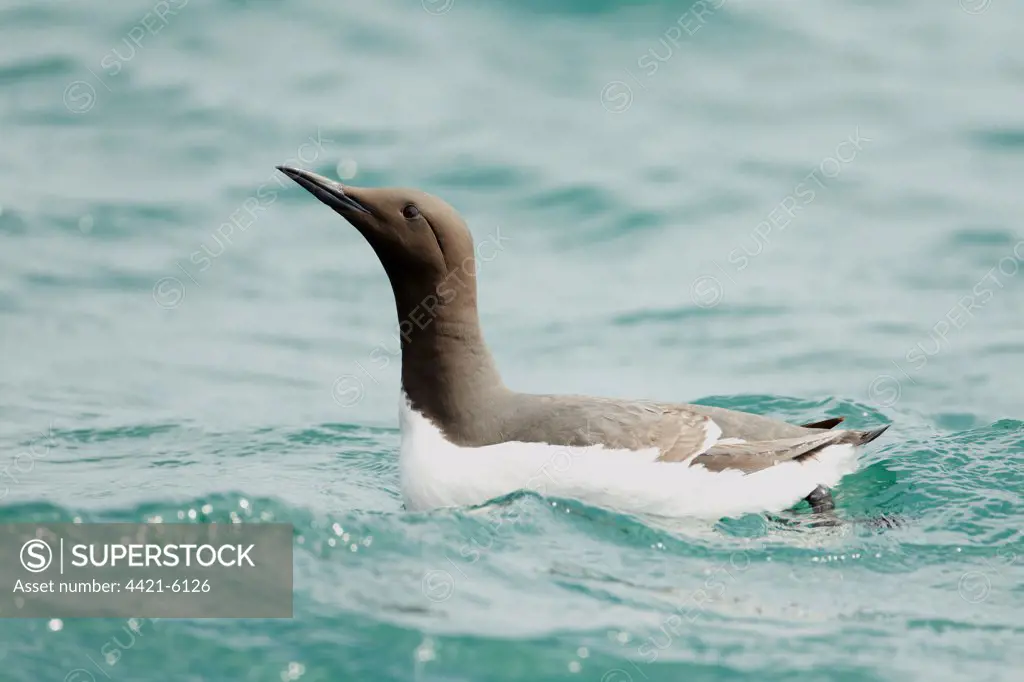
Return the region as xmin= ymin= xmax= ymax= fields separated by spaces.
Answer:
xmin=2 ymin=0 xmax=1023 ymax=679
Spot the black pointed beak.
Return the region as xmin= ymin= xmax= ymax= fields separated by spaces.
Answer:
xmin=276 ymin=166 xmax=372 ymax=215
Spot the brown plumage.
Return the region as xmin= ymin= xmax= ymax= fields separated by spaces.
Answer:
xmin=277 ymin=166 xmax=892 ymax=508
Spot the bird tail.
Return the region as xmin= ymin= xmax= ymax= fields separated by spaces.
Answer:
xmin=844 ymin=424 xmax=890 ymax=446
xmin=801 ymin=417 xmax=845 ymax=430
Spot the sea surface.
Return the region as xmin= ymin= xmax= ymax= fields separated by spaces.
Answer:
xmin=1 ymin=0 xmax=1023 ymax=680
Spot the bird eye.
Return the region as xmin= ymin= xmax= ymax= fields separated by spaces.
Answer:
xmin=402 ymin=204 xmax=420 ymax=220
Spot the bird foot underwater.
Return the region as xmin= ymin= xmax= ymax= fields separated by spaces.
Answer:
xmin=769 ymin=485 xmax=904 ymax=530
xmin=806 ymin=485 xmax=836 ymax=514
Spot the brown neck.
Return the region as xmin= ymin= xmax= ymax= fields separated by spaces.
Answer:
xmin=386 ymin=266 xmax=506 ymax=435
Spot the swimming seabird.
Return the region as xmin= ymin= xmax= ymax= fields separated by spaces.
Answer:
xmin=278 ymin=166 xmax=890 ymax=519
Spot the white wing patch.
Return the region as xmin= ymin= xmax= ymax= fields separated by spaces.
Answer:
xmin=700 ymin=418 xmax=723 ymax=452
xmin=682 ymin=418 xmax=722 ymax=464
xmin=683 ymin=422 xmax=743 ymax=464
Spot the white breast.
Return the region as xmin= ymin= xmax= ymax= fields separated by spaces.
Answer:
xmin=398 ymin=396 xmax=859 ymax=519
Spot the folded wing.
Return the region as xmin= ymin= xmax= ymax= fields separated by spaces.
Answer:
xmin=688 ymin=425 xmax=890 ymax=473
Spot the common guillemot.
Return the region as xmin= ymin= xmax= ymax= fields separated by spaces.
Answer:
xmin=278 ymin=165 xmax=890 ymax=519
